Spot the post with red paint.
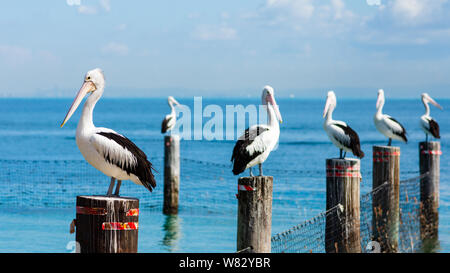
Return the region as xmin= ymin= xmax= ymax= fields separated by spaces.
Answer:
xmin=372 ymin=146 xmax=400 ymax=253
xmin=325 ymin=158 xmax=361 ymax=253
xmin=73 ymin=195 xmax=139 ymax=253
xmin=236 ymin=176 xmax=273 ymax=253
xmin=419 ymin=141 xmax=441 ymax=251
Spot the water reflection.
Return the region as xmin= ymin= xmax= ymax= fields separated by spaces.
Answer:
xmin=161 ymin=214 xmax=182 ymax=252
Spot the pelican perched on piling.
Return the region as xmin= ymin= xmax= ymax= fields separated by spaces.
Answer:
xmin=60 ymin=68 xmax=156 ymax=196
xmin=323 ymin=91 xmax=365 ymax=159
xmin=420 ymin=93 xmax=443 ymax=142
xmin=161 ymin=96 xmax=180 ymax=134
xmin=231 ymin=86 xmax=283 ymax=176
xmin=374 ymin=89 xmax=408 ymax=146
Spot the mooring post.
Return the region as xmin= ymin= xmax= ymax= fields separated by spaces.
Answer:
xmin=325 ymin=158 xmax=361 ymax=253
xmin=372 ymin=146 xmax=400 ymax=253
xmin=419 ymin=141 xmax=441 ymax=248
xmin=237 ymin=176 xmax=273 ymax=253
xmin=75 ymin=195 xmax=139 ymax=253
xmin=164 ymin=135 xmax=180 ymax=215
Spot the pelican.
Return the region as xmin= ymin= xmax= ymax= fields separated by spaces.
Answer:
xmin=420 ymin=93 xmax=443 ymax=142
xmin=374 ymin=89 xmax=407 ymax=146
xmin=231 ymin=86 xmax=283 ymax=176
xmin=60 ymin=68 xmax=156 ymax=196
xmin=161 ymin=96 xmax=180 ymax=134
xmin=323 ymin=91 xmax=365 ymax=159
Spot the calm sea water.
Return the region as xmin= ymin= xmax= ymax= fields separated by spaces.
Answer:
xmin=0 ymin=97 xmax=448 ymax=253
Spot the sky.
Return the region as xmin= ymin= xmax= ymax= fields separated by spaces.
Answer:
xmin=1 ymin=0 xmax=450 ymax=98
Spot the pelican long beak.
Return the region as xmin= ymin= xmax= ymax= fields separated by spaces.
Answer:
xmin=323 ymin=97 xmax=332 ymax=118
xmin=429 ymin=96 xmax=443 ymax=110
xmin=60 ymin=81 xmax=96 ymax=127
xmin=376 ymin=93 xmax=382 ymax=109
xmin=267 ymin=94 xmax=283 ymax=123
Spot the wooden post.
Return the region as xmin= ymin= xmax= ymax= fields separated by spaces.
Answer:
xmin=325 ymin=158 xmax=361 ymax=253
xmin=164 ymin=135 xmax=180 ymax=215
xmin=237 ymin=176 xmax=273 ymax=253
xmin=372 ymin=146 xmax=400 ymax=253
xmin=419 ymin=141 xmax=441 ymax=249
xmin=75 ymin=195 xmax=139 ymax=253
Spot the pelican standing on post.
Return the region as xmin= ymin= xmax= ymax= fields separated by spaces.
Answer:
xmin=60 ymin=68 xmax=156 ymax=196
xmin=323 ymin=91 xmax=365 ymax=159
xmin=374 ymin=89 xmax=408 ymax=146
xmin=420 ymin=93 xmax=443 ymax=142
xmin=231 ymin=86 xmax=283 ymax=176
xmin=161 ymin=96 xmax=180 ymax=134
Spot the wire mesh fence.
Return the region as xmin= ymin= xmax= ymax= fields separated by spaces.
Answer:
xmin=271 ymin=174 xmax=426 ymax=253
xmin=0 ymin=157 xmax=431 ymax=253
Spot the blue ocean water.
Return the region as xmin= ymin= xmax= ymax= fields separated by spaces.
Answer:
xmin=0 ymin=97 xmax=448 ymax=253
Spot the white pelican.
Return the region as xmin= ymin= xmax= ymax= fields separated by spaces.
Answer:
xmin=161 ymin=96 xmax=180 ymax=134
xmin=60 ymin=68 xmax=156 ymax=196
xmin=374 ymin=89 xmax=407 ymax=146
xmin=420 ymin=93 xmax=443 ymax=142
xmin=231 ymin=86 xmax=283 ymax=176
xmin=323 ymin=91 xmax=365 ymax=159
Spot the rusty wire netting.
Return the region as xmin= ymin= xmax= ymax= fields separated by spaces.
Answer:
xmin=271 ymin=174 xmax=426 ymax=253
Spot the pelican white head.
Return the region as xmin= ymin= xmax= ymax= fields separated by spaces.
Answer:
xmin=323 ymin=91 xmax=337 ymax=118
xmin=262 ymin=85 xmax=283 ymax=123
xmin=422 ymin=93 xmax=443 ymax=110
xmin=376 ymin=89 xmax=385 ymax=109
xmin=61 ymin=68 xmax=105 ymax=127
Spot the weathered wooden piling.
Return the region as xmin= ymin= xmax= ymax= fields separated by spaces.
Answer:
xmin=163 ymin=135 xmax=180 ymax=215
xmin=419 ymin=141 xmax=441 ymax=245
xmin=325 ymin=158 xmax=361 ymax=253
xmin=75 ymin=195 xmax=139 ymax=253
xmin=372 ymin=146 xmax=400 ymax=253
xmin=237 ymin=176 xmax=273 ymax=253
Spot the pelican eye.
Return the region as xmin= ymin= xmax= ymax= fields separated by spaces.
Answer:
xmin=87 ymin=76 xmax=91 ymax=80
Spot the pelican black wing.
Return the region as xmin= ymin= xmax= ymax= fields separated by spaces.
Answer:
xmin=161 ymin=116 xmax=172 ymax=134
xmin=387 ymin=117 xmax=408 ymax=143
xmin=96 ymin=132 xmax=157 ymax=192
xmin=334 ymin=124 xmax=365 ymax=159
xmin=231 ymin=126 xmax=268 ymax=175
xmin=429 ymin=119 xmax=440 ymax=139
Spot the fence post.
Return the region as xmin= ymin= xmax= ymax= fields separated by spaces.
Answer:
xmin=164 ymin=135 xmax=180 ymax=215
xmin=75 ymin=195 xmax=139 ymax=253
xmin=419 ymin=141 xmax=441 ymax=250
xmin=237 ymin=176 xmax=273 ymax=253
xmin=325 ymin=158 xmax=361 ymax=253
xmin=372 ymin=145 xmax=400 ymax=253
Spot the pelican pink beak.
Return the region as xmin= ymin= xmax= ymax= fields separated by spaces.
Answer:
xmin=376 ymin=90 xmax=384 ymax=109
xmin=323 ymin=97 xmax=332 ymax=118
xmin=323 ymin=91 xmax=336 ymax=118
xmin=426 ymin=95 xmax=443 ymax=110
xmin=267 ymin=93 xmax=283 ymax=123
xmin=60 ymin=81 xmax=97 ymax=127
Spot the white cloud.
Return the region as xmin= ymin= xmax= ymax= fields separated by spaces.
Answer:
xmin=367 ymin=0 xmax=382 ymax=6
xmin=101 ymin=42 xmax=129 ymax=56
xmin=99 ymin=0 xmax=111 ymax=12
xmin=117 ymin=24 xmax=127 ymax=31
xmin=66 ymin=0 xmax=81 ymax=6
xmin=193 ymin=25 xmax=237 ymax=41
xmin=78 ymin=5 xmax=97 ymax=15
xmin=0 ymin=45 xmax=32 ymax=67
xmin=390 ymin=0 xmax=448 ymax=25
xmin=266 ymin=0 xmax=315 ymax=20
